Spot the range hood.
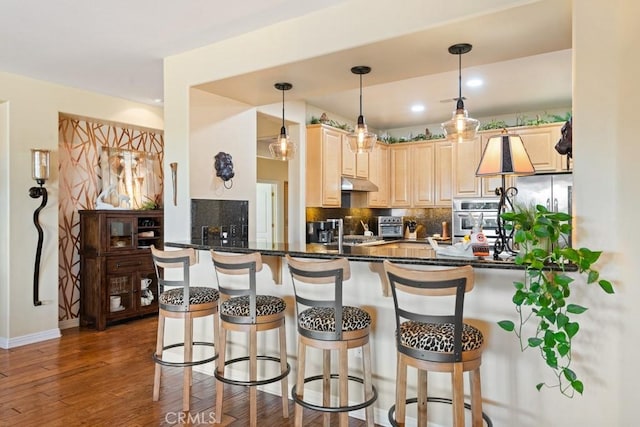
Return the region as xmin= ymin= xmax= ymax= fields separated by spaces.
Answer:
xmin=341 ymin=176 xmax=379 ymax=192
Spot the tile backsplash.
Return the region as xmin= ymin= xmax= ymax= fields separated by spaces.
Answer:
xmin=191 ymin=199 xmax=248 ymax=244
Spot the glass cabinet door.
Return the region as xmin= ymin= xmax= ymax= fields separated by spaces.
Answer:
xmin=108 ymin=218 xmax=134 ymax=249
xmin=107 ymin=275 xmax=134 ymax=314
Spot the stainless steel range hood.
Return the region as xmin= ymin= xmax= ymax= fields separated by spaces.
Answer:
xmin=341 ymin=176 xmax=378 ymax=192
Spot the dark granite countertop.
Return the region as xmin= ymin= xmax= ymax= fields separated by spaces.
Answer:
xmin=164 ymin=239 xmax=554 ymax=270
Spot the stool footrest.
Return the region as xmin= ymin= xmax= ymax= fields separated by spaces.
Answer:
xmin=388 ymin=396 xmax=493 ymax=427
xmin=152 ymin=342 xmax=217 ymax=367
xmin=214 ymin=355 xmax=291 ymax=387
xmin=291 ymin=373 xmax=378 ymax=414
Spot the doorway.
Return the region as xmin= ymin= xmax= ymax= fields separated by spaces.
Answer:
xmin=256 ymin=182 xmax=276 ymax=246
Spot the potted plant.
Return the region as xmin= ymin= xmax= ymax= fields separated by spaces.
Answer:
xmin=498 ymin=204 xmax=614 ymax=397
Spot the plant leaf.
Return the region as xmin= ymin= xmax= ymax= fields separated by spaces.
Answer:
xmin=498 ymin=320 xmax=515 ymax=332
xmin=572 ymin=380 xmax=584 ymax=394
xmin=599 ymin=279 xmax=614 ymax=294
xmin=565 ymin=322 xmax=580 ymax=338
xmin=563 ymin=367 xmax=577 ymax=381
xmin=558 ymin=343 xmax=570 ymax=356
xmin=587 ymin=270 xmax=599 ymax=284
xmin=567 ymin=304 xmax=588 ymax=314
xmin=528 ymin=337 xmax=543 ymax=347
xmin=536 ymin=383 xmax=544 ymax=391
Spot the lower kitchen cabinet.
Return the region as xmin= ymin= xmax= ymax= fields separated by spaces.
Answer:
xmin=79 ymin=210 xmax=163 ymax=330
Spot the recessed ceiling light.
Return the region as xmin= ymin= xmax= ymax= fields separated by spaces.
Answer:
xmin=466 ymin=79 xmax=483 ymax=88
xmin=411 ymin=104 xmax=425 ymax=113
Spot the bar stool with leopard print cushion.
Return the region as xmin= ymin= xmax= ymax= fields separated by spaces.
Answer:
xmin=383 ymin=261 xmax=491 ymax=427
xmin=150 ymin=246 xmax=220 ymax=412
xmin=210 ymin=251 xmax=290 ymax=427
xmin=286 ymin=255 xmax=377 ymax=427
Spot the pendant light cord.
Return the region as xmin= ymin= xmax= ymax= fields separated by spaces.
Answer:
xmin=281 ymin=87 xmax=285 ymax=128
xmin=458 ymin=52 xmax=462 ymax=101
xmin=359 ymin=73 xmax=363 ymax=116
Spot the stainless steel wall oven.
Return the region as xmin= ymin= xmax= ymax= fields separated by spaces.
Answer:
xmin=452 ymin=198 xmax=500 ymax=244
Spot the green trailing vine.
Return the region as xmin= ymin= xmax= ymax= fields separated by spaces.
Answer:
xmin=499 ymin=204 xmax=614 ymax=397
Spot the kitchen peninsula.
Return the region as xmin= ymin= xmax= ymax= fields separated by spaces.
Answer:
xmin=164 ymin=237 xmax=575 ymax=425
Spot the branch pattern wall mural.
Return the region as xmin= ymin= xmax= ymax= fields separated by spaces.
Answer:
xmin=58 ymin=115 xmax=163 ymax=322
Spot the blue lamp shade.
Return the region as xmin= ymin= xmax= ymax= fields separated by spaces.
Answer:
xmin=476 ymin=132 xmax=535 ymax=176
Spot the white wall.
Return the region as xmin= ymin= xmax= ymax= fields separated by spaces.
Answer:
xmin=163 ymin=0 xmax=636 ymax=425
xmin=0 ymin=70 xmax=163 ymax=346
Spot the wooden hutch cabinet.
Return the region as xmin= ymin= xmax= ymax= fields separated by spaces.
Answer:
xmin=79 ymin=210 xmax=163 ymax=330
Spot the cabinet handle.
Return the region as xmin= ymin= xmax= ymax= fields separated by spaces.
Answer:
xmin=115 ymin=261 xmax=142 ymax=269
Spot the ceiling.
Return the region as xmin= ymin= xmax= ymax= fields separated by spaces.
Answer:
xmin=0 ymin=0 xmax=572 ymax=131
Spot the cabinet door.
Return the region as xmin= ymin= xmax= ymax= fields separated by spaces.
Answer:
xmin=390 ymin=145 xmax=411 ymax=207
xmin=321 ymin=128 xmax=342 ymax=206
xmin=367 ymin=144 xmax=389 ymax=207
xmin=356 ymin=152 xmax=369 ymax=178
xmin=452 ymin=136 xmax=482 ymax=197
xmin=434 ymin=140 xmax=453 ymax=206
xmin=306 ymin=125 xmax=342 ymax=207
xmin=341 ymin=140 xmax=356 ymax=177
xmin=518 ymin=124 xmax=562 ymax=172
xmin=412 ymin=143 xmax=435 ymax=207
xmin=107 ymin=217 xmax=135 ymax=250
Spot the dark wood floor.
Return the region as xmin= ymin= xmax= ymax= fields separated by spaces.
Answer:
xmin=0 ymin=316 xmax=377 ymax=426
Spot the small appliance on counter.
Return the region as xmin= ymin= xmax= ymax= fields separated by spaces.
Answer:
xmin=306 ymin=221 xmax=336 ymax=243
xmin=376 ymin=216 xmax=403 ymax=239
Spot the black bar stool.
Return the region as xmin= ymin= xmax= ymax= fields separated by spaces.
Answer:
xmin=286 ymin=255 xmax=377 ymax=427
xmin=150 ymin=246 xmax=220 ymax=412
xmin=383 ymin=261 xmax=491 ymax=427
xmin=211 ymin=251 xmax=290 ymax=427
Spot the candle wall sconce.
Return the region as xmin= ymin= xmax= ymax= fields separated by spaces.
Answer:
xmin=28 ymin=149 xmax=50 ymax=306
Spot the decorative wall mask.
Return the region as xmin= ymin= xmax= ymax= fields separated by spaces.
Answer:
xmin=555 ymin=118 xmax=572 ymax=158
xmin=214 ymin=151 xmax=234 ymax=189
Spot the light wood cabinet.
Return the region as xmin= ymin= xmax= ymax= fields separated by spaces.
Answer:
xmin=389 ymin=144 xmax=412 ymax=207
xmin=389 ymin=141 xmax=448 ymax=208
xmin=306 ymin=124 xmax=342 ymax=207
xmin=516 ymin=123 xmax=565 ymax=172
xmin=79 ymin=210 xmax=163 ymax=330
xmin=452 ymin=136 xmax=482 ymax=198
xmin=342 ymin=140 xmax=369 ymax=179
xmin=367 ymin=143 xmax=389 ymax=207
xmin=434 ymin=140 xmax=453 ymax=206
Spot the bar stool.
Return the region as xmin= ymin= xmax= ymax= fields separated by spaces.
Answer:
xmin=383 ymin=261 xmax=490 ymax=427
xmin=210 ymin=251 xmax=290 ymax=427
xmin=286 ymin=255 xmax=377 ymax=427
xmin=150 ymin=246 xmax=220 ymax=412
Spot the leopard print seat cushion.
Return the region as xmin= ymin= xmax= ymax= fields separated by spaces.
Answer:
xmin=399 ymin=320 xmax=484 ymax=353
xmin=220 ymin=295 xmax=286 ymax=317
xmin=298 ymin=306 xmax=371 ymax=332
xmin=159 ymin=286 xmax=219 ymax=306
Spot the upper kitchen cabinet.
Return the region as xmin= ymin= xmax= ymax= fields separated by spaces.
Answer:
xmin=389 ymin=141 xmax=449 ymax=208
xmin=434 ymin=140 xmax=453 ymax=206
xmin=516 ymin=123 xmax=568 ymax=172
xmin=306 ymin=124 xmax=342 ymax=207
xmin=452 ymin=136 xmax=482 ymax=198
xmin=367 ymin=143 xmax=389 ymax=207
xmin=342 ymin=139 xmax=369 ymax=179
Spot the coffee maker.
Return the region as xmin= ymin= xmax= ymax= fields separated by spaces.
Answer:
xmin=306 ymin=221 xmax=334 ymax=243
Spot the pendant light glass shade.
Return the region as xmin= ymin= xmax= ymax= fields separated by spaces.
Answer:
xmin=441 ymin=43 xmax=479 ymax=142
xmin=269 ymin=82 xmax=296 ymax=161
xmin=346 ymin=66 xmax=377 ymax=153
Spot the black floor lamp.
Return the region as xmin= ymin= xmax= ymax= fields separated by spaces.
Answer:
xmin=476 ymin=130 xmax=535 ymax=259
xmin=29 ymin=149 xmax=50 ymax=306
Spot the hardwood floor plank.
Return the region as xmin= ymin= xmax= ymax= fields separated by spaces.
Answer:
xmin=0 ymin=316 xmax=378 ymax=426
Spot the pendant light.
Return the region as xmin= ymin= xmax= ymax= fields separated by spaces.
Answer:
xmin=441 ymin=43 xmax=479 ymax=142
xmin=346 ymin=66 xmax=377 ymax=153
xmin=269 ymin=82 xmax=295 ymax=161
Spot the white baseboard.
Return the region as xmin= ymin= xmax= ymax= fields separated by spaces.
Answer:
xmin=0 ymin=328 xmax=61 ymax=349
xmin=58 ymin=318 xmax=80 ymax=330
